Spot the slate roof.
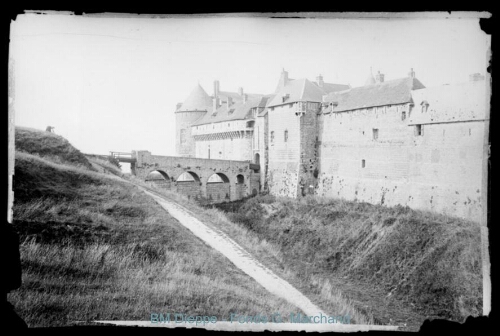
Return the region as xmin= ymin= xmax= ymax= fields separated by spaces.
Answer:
xmin=176 ymin=84 xmax=213 ymax=112
xmin=192 ymin=95 xmax=272 ymax=126
xmin=268 ymin=78 xmax=326 ymax=107
xmin=257 ymin=94 xmax=276 ymax=117
xmin=317 ymin=82 xmax=351 ymax=94
xmin=323 ymin=77 xmax=426 ymax=113
xmin=217 ymin=91 xmax=264 ymax=102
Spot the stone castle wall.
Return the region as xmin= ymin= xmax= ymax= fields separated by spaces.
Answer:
xmin=316 ymin=82 xmax=487 ymax=221
xmin=267 ymin=103 xmax=301 ymax=198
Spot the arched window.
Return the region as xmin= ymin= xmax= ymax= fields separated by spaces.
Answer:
xmin=284 ymin=130 xmax=288 ymax=142
xmin=254 ymin=153 xmax=260 ymax=164
xmin=270 ymin=131 xmax=275 ymax=145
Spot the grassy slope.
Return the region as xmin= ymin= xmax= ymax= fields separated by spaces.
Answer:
xmin=15 ymin=127 xmax=94 ymax=170
xmin=11 ymin=128 xmax=300 ymax=327
xmin=212 ymin=195 xmax=482 ymax=327
xmin=130 ymin=181 xmax=378 ymax=326
xmin=84 ymin=154 xmax=124 ymax=177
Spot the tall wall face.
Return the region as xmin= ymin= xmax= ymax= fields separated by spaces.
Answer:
xmin=256 ymin=114 xmax=268 ymax=190
xmin=298 ymin=102 xmax=320 ymax=196
xmin=317 ymin=81 xmax=487 ymax=221
xmin=194 ymin=137 xmax=252 ymax=161
xmin=192 ymin=120 xmax=254 ymax=161
xmin=175 ymin=111 xmax=206 ymax=156
xmin=267 ymin=102 xmax=319 ymax=197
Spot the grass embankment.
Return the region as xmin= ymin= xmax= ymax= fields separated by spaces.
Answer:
xmin=11 ymin=128 xmax=300 ymax=327
xmin=15 ymin=127 xmax=94 ymax=170
xmin=141 ymin=184 xmax=482 ymax=329
xmin=212 ymin=195 xmax=482 ymax=327
xmin=84 ymin=154 xmax=124 ymax=177
xmin=130 ymin=180 xmax=377 ymax=326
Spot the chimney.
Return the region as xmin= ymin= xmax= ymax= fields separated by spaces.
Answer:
xmin=275 ymin=68 xmax=290 ymax=93
xmin=238 ymin=87 xmax=244 ymax=96
xmin=213 ymin=80 xmax=220 ymax=97
xmin=176 ymin=103 xmax=182 ymax=111
xmin=316 ymin=74 xmax=324 ymax=87
xmin=213 ymin=97 xmax=219 ymax=111
xmin=408 ymin=68 xmax=415 ymax=78
xmin=375 ymin=71 xmax=385 ymax=83
xmin=469 ymin=73 xmax=485 ymax=82
xmin=243 ymin=94 xmax=248 ymax=104
xmin=282 ymin=68 xmax=289 ymax=83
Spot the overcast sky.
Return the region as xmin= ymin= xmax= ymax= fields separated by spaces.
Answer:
xmin=10 ymin=12 xmax=491 ymax=172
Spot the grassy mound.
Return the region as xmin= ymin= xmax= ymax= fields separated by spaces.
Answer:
xmin=15 ymin=127 xmax=93 ymax=170
xmin=11 ymin=151 xmax=300 ymax=327
xmin=85 ymin=154 xmax=124 ymax=177
xmin=214 ymin=195 xmax=482 ymax=322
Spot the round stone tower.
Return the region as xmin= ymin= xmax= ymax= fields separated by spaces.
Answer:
xmin=175 ymin=84 xmax=213 ymax=157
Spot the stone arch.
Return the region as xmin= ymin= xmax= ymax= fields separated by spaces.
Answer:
xmin=206 ymin=173 xmax=230 ymax=202
xmin=176 ymin=171 xmax=201 ymax=182
xmin=145 ymin=170 xmax=171 ymax=189
xmin=175 ymin=171 xmax=202 ymax=199
xmin=236 ymin=174 xmax=245 ymax=199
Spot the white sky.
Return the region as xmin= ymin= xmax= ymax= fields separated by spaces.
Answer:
xmin=10 ymin=12 xmax=491 ymax=171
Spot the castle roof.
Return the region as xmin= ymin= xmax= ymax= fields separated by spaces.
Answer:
xmin=268 ymin=78 xmax=326 ymax=107
xmin=269 ymin=77 xmax=350 ymax=108
xmin=216 ymin=90 xmax=264 ymax=102
xmin=176 ymin=84 xmax=213 ymax=112
xmin=257 ymin=94 xmax=276 ymax=117
xmin=192 ymin=95 xmax=272 ymax=126
xmin=315 ymin=82 xmax=351 ymax=94
xmin=324 ymin=77 xmax=426 ymax=113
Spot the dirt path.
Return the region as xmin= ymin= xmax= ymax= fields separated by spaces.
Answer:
xmin=139 ymin=187 xmax=327 ymax=317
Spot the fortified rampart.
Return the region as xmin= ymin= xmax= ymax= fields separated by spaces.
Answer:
xmin=153 ymin=69 xmax=488 ymax=221
xmin=316 ymin=81 xmax=487 ymax=221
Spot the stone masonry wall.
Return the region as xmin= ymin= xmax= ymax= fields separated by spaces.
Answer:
xmin=256 ymin=114 xmax=268 ymax=190
xmin=206 ymin=182 xmax=231 ymax=202
xmin=195 ymin=136 xmax=252 ymax=161
xmin=298 ymin=102 xmax=320 ymax=196
xmin=317 ymin=81 xmax=487 ymax=221
xmin=134 ymin=151 xmax=260 ymax=203
xmin=267 ymin=103 xmax=301 ymax=197
xmin=176 ymin=110 xmax=206 ymax=157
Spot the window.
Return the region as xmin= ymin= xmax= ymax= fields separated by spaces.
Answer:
xmin=270 ymin=131 xmax=275 ymax=145
xmin=372 ymin=128 xmax=379 ymax=140
xmin=180 ymin=129 xmax=186 ymax=143
xmin=361 ymin=159 xmax=366 ymax=168
xmin=296 ymin=101 xmax=307 ymax=113
xmin=401 ymin=111 xmax=406 ymax=120
xmin=228 ymin=109 xmax=235 ymax=115
xmin=284 ymin=130 xmax=288 ymax=142
xmin=421 ymin=101 xmax=429 ymax=113
xmin=415 ymin=124 xmax=423 ymax=136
